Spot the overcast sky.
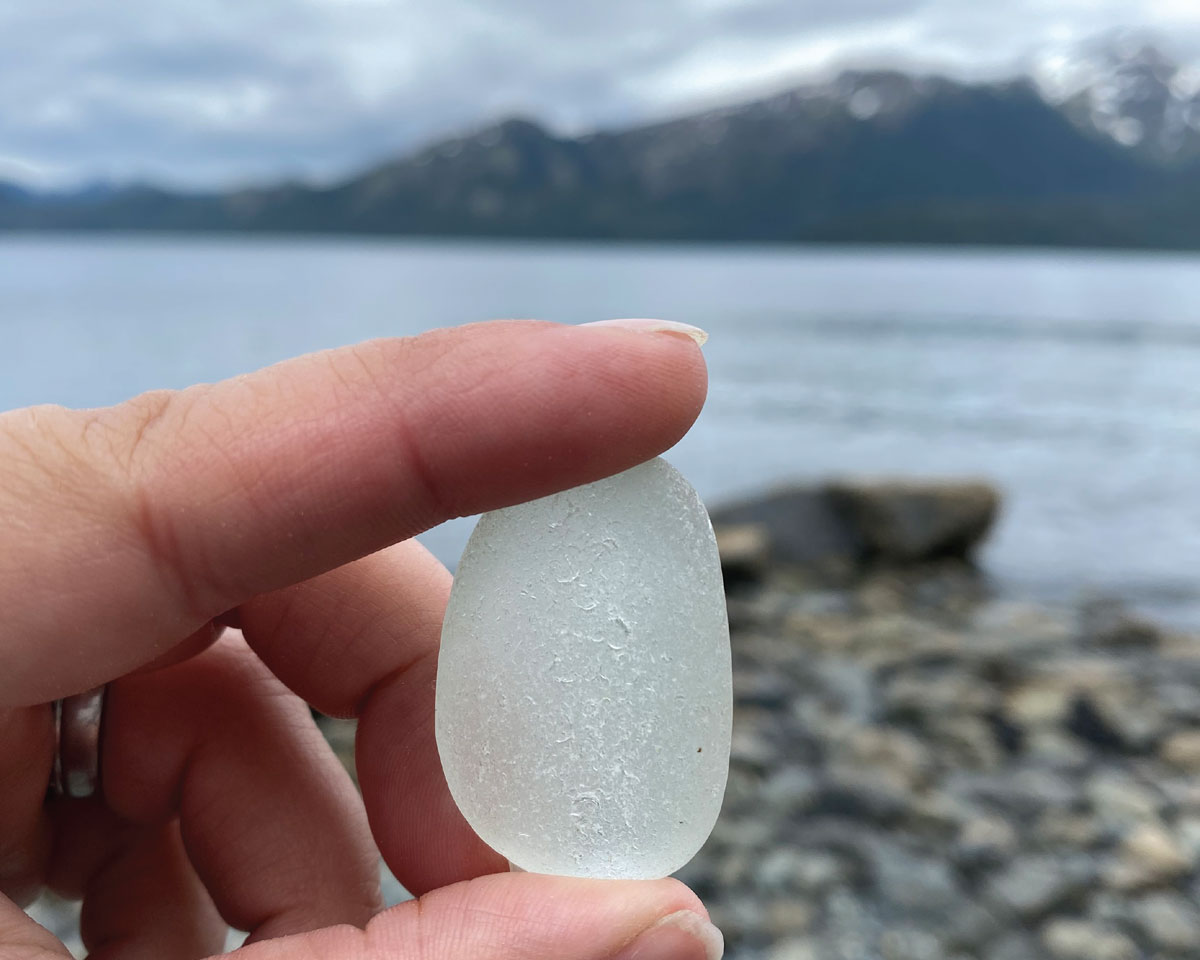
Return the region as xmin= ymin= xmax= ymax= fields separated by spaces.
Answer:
xmin=3 ymin=0 xmax=1200 ymax=189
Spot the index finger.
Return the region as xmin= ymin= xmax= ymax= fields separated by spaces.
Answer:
xmin=0 ymin=319 xmax=707 ymax=705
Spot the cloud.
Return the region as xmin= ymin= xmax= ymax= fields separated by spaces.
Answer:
xmin=1 ymin=0 xmax=1199 ymax=188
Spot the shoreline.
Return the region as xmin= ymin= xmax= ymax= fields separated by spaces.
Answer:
xmin=693 ymin=480 xmax=1200 ymax=958
xmin=685 ymin=561 xmax=1200 ymax=959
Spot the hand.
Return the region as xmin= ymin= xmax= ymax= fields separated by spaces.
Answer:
xmin=0 ymin=320 xmax=722 ymax=960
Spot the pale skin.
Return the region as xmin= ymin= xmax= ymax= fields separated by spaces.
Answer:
xmin=0 ymin=320 xmax=716 ymax=960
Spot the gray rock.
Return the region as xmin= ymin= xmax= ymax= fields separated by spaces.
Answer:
xmin=730 ymin=710 xmax=778 ymax=768
xmin=765 ymin=898 xmax=816 ymax=937
xmin=1131 ymin=891 xmax=1200 ymax=952
xmin=811 ymin=660 xmax=876 ymax=722
xmin=958 ymin=768 xmax=1079 ymax=821
xmin=826 ymin=478 xmax=999 ymax=563
xmin=839 ymin=725 xmax=933 ymax=790
xmin=825 ymin=888 xmax=883 ymax=960
xmin=1040 ymin=919 xmax=1138 ymax=960
xmin=1022 ymin=728 xmax=1092 ymax=770
xmin=942 ymin=902 xmax=1003 ymax=952
xmin=869 ymin=841 xmax=964 ymax=915
xmin=1006 ymin=674 xmax=1075 ymax=729
xmin=769 ymin=938 xmax=820 ymax=960
xmin=707 ymin=893 xmax=766 ymax=942
xmin=883 ymin=667 xmax=1001 ymax=723
xmin=1087 ymin=770 xmax=1163 ymax=827
xmin=984 ymin=855 xmax=1092 ymax=919
xmin=812 ymin=766 xmax=913 ymax=825
xmin=734 ymin=669 xmax=794 ymax=710
xmin=727 ymin=584 xmax=796 ymax=630
xmin=954 ymin=816 xmax=1018 ymax=870
xmin=788 ymin=850 xmax=854 ymax=894
xmin=906 ymin=790 xmax=980 ymax=839
xmin=758 ymin=849 xmax=816 ymax=893
xmin=879 ymin=928 xmax=945 ymax=960
xmin=1034 ymin=810 xmax=1103 ymax=850
xmin=1176 ymin=814 xmax=1200 ymax=859
xmin=925 ymin=714 xmax=1005 ymax=770
xmin=1085 ymin=687 xmax=1168 ymax=752
xmin=1081 ymin=595 xmax=1161 ymax=648
xmin=709 ymin=814 xmax=775 ymax=849
xmin=986 ymin=932 xmax=1043 ymax=960
xmin=722 ymin=765 xmax=766 ymax=810
xmin=710 ymin=486 xmax=863 ymax=574
xmin=715 ymin=522 xmax=772 ymax=584
xmin=1103 ymin=822 xmax=1194 ymax=890
xmin=710 ymin=478 xmax=1001 ymax=574
xmin=1161 ymin=729 xmax=1200 ymax=772
xmin=1085 ymin=890 xmax=1136 ymax=927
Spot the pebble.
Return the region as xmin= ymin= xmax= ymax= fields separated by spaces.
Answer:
xmin=1034 ymin=810 xmax=1103 ymax=849
xmin=787 ymin=851 xmax=851 ymax=894
xmin=954 ymin=816 xmax=1017 ymax=869
xmin=760 ymin=767 xmax=819 ymax=809
xmin=1160 ymin=728 xmax=1200 ymax=771
xmin=693 ymin=577 xmax=1200 ymax=957
xmin=1103 ymin=822 xmax=1194 ymax=890
xmin=765 ymin=899 xmax=815 ymax=935
xmin=768 ymin=938 xmax=818 ymax=960
xmin=1086 ymin=771 xmax=1162 ymax=826
xmin=1040 ymin=919 xmax=1138 ymax=960
xmin=985 ymin=855 xmax=1091 ymax=919
xmin=1131 ymin=891 xmax=1200 ymax=952
xmin=880 ymin=927 xmax=945 ymax=960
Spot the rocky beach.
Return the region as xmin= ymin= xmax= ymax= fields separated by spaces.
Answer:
xmin=680 ymin=480 xmax=1200 ymax=960
xmin=28 ymin=479 xmax=1200 ymax=960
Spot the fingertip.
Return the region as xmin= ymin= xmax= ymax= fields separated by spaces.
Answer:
xmin=393 ymin=319 xmax=709 ymax=520
xmin=558 ymin=318 xmax=710 ymax=414
xmin=541 ymin=318 xmax=710 ymax=464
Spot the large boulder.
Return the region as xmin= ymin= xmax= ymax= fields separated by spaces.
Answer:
xmin=710 ymin=478 xmax=1000 ymax=578
xmin=827 ymin=479 xmax=1000 ymax=564
xmin=710 ymin=486 xmax=863 ymax=577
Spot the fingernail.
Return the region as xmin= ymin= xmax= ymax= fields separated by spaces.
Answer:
xmin=581 ymin=318 xmax=709 ymax=347
xmin=612 ymin=910 xmax=724 ymax=960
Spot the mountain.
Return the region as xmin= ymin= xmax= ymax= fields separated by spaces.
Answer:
xmin=1047 ymin=40 xmax=1200 ymax=164
xmin=0 ymin=181 xmax=31 ymax=208
xmin=5 ymin=42 xmax=1200 ymax=248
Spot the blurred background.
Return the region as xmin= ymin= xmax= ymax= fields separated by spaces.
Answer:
xmin=7 ymin=2 xmax=1200 ymax=958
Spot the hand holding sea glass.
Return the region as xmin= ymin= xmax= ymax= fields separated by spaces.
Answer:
xmin=436 ymin=457 xmax=732 ymax=878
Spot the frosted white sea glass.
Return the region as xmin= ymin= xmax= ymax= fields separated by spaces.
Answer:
xmin=435 ymin=457 xmax=732 ymax=879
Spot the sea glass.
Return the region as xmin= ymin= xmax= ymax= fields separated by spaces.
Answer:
xmin=435 ymin=457 xmax=732 ymax=879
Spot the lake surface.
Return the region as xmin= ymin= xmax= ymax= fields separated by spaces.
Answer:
xmin=4 ymin=236 xmax=1200 ymax=622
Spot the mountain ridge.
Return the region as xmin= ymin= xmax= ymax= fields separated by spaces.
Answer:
xmin=5 ymin=43 xmax=1200 ymax=249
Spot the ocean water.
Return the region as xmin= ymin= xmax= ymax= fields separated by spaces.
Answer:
xmin=4 ymin=236 xmax=1200 ymax=622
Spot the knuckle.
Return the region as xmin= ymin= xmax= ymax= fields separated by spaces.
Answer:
xmin=0 ymin=404 xmax=111 ymax=510
xmin=85 ymin=388 xmax=182 ymax=481
xmin=84 ymin=387 xmax=223 ymax=619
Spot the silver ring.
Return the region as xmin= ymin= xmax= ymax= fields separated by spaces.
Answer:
xmin=51 ymin=686 xmax=107 ymax=799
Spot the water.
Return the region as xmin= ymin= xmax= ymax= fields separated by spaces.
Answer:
xmin=4 ymin=235 xmax=1200 ymax=622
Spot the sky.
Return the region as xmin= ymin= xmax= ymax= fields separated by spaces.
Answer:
xmin=3 ymin=0 xmax=1200 ymax=189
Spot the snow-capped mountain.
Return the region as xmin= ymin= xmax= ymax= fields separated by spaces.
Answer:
xmin=1038 ymin=38 xmax=1200 ymax=163
xmin=5 ymin=33 xmax=1200 ymax=248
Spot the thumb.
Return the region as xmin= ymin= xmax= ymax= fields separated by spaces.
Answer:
xmin=230 ymin=873 xmax=722 ymax=960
